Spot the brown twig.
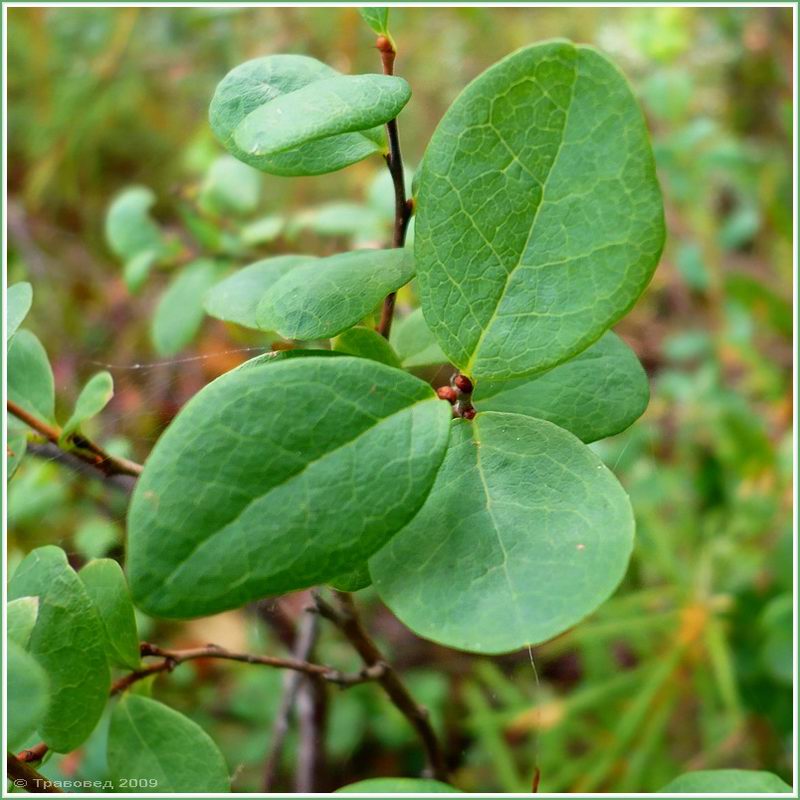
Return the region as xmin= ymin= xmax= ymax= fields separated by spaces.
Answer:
xmin=7 ymin=753 xmax=63 ymax=793
xmin=7 ymin=399 xmax=143 ymax=478
xmin=27 ymin=441 xmax=137 ymax=493
xmin=375 ymin=34 xmax=412 ymax=340
xmin=313 ymin=590 xmax=448 ymax=780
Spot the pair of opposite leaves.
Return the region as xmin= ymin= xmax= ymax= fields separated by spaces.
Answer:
xmin=128 ymin=40 xmax=664 ymax=655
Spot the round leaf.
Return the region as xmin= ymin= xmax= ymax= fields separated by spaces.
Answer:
xmin=127 ymin=356 xmax=451 ymax=618
xmin=257 ymin=248 xmax=414 ymax=340
xmin=9 ymin=546 xmax=110 ymax=752
xmin=204 ymin=255 xmax=313 ymax=330
xmin=337 ymin=778 xmax=459 ymax=793
xmin=210 ymin=55 xmax=387 ymax=176
xmin=660 ymin=770 xmax=792 ymax=794
xmin=371 ymin=412 xmax=634 ymax=653
xmin=8 ymin=329 xmax=55 ymax=423
xmin=473 ymin=331 xmax=649 ymax=443
xmin=235 ymin=74 xmax=410 ymax=157
xmin=108 ymin=694 xmax=230 ymax=792
xmin=200 ymin=154 xmax=261 ymax=216
xmin=415 ymin=40 xmax=665 ymax=380
xmin=105 ymin=186 xmax=166 ymax=263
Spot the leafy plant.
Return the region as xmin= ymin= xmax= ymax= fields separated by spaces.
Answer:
xmin=7 ymin=10 xmax=790 ymax=795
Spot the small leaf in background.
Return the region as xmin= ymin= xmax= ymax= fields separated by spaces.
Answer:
xmin=675 ymin=241 xmax=710 ymax=291
xmin=7 ymin=427 xmax=27 ymax=480
xmin=760 ymin=593 xmax=792 ymax=685
xmin=199 ymin=154 xmax=261 ymax=216
xmin=74 ymin=517 xmax=122 ymax=560
xmin=124 ymin=249 xmax=159 ymax=294
xmin=151 ymin=259 xmax=220 ymax=356
xmin=358 ymin=7 xmax=390 ymax=37
xmin=337 ymin=778 xmax=458 ymax=793
xmin=105 ymin=186 xmax=167 ymax=262
xmin=473 ymin=332 xmax=649 ymax=443
xmin=659 ymin=770 xmax=791 ymax=793
xmin=366 ymin=166 xmax=414 ymax=220
xmin=8 ymin=329 xmax=55 ymax=423
xmin=8 ymin=281 xmax=33 ymax=342
xmin=80 ymin=559 xmax=141 ymax=670
xmin=9 ymin=546 xmax=110 ymax=752
xmin=390 ymin=308 xmax=449 ymax=369
xmin=235 ymin=73 xmax=410 ymax=157
xmin=210 ymin=55 xmax=387 ymax=176
xmin=257 ymin=248 xmax=414 ymax=339
xmin=204 ymin=255 xmax=313 ymax=330
xmin=8 ymin=641 xmax=50 ymax=751
xmin=371 ymin=412 xmax=634 ymax=653
xmin=240 ymin=214 xmax=285 ymax=246
xmin=60 ymin=371 xmax=114 ymax=442
xmin=332 ymin=326 xmax=401 ymax=367
xmin=127 ymin=356 xmax=451 ymax=618
xmin=8 ymin=595 xmax=39 ymax=646
xmin=108 ymin=694 xmax=230 ymax=792
xmin=329 ymin=561 xmax=372 ymax=592
xmin=415 ymin=41 xmax=664 ymax=380
xmin=290 ymin=202 xmax=387 ymax=245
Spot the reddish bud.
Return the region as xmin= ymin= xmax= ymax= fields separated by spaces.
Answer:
xmin=436 ymin=386 xmax=458 ymax=404
xmin=454 ymin=374 xmax=473 ymax=394
xmin=461 ymin=407 xmax=477 ymax=420
xmin=376 ymin=35 xmax=392 ymax=53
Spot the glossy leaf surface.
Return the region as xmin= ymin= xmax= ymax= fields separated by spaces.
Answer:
xmin=128 ymin=356 xmax=451 ymax=618
xmin=415 ymin=40 xmax=664 ymax=380
xmin=371 ymin=412 xmax=634 ymax=653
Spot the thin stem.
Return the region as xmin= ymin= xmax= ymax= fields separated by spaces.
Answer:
xmin=7 ymin=753 xmax=63 ymax=793
xmin=26 ymin=441 xmax=136 ymax=493
xmin=7 ymin=399 xmax=143 ymax=478
xmin=313 ymin=590 xmax=448 ymax=780
xmin=375 ymin=35 xmax=412 ymax=340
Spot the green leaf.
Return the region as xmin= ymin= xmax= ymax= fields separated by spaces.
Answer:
xmin=79 ymin=559 xmax=141 ymax=670
xmin=8 ymin=329 xmax=55 ymax=423
xmin=124 ymin=249 xmax=159 ymax=293
xmin=210 ymin=55 xmax=388 ymax=177
xmin=9 ymin=641 xmax=50 ymax=751
xmin=329 ymin=562 xmax=372 ymax=593
xmin=105 ymin=186 xmax=166 ymax=262
xmin=9 ymin=546 xmax=110 ymax=751
xmin=473 ymin=332 xmax=649 ymax=443
xmin=659 ymin=770 xmax=792 ymax=793
xmin=108 ymin=694 xmax=230 ymax=792
xmin=127 ymin=356 xmax=451 ymax=618
xmin=8 ymin=595 xmax=39 ymax=646
xmin=74 ymin=517 xmax=122 ymax=560
xmin=257 ymin=248 xmax=414 ymax=340
xmin=200 ymin=154 xmax=261 ymax=216
xmin=240 ymin=214 xmax=285 ymax=246
xmin=235 ymin=74 xmax=410 ymax=157
xmin=291 ymin=202 xmax=387 ymax=244
xmin=358 ymin=8 xmax=390 ymax=36
xmin=332 ymin=326 xmax=401 ymax=367
xmin=204 ymin=255 xmax=313 ymax=330
xmin=337 ymin=778 xmax=459 ymax=793
xmin=390 ymin=308 xmax=449 ymax=368
xmin=61 ymin=371 xmax=114 ymax=441
xmin=7 ymin=428 xmax=27 ymax=480
xmin=151 ymin=259 xmax=219 ymax=356
xmin=415 ymin=40 xmax=665 ymax=380
xmin=8 ymin=281 xmax=33 ymax=341
xmin=371 ymin=412 xmax=634 ymax=653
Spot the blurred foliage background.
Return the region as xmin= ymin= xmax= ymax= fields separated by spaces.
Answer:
xmin=7 ymin=5 xmax=793 ymax=793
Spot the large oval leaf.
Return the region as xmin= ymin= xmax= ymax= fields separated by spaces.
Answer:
xmin=660 ymin=770 xmax=791 ymax=794
xmin=127 ymin=356 xmax=451 ymax=618
xmin=235 ymin=74 xmax=410 ymax=156
xmin=415 ymin=40 xmax=664 ymax=380
xmin=473 ymin=331 xmax=649 ymax=442
xmin=9 ymin=546 xmax=110 ymax=751
xmin=256 ymin=248 xmax=414 ymax=340
xmin=210 ymin=55 xmax=387 ymax=177
xmin=370 ymin=412 xmax=634 ymax=653
xmin=108 ymin=694 xmax=230 ymax=792
xmin=204 ymin=255 xmax=314 ymax=330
